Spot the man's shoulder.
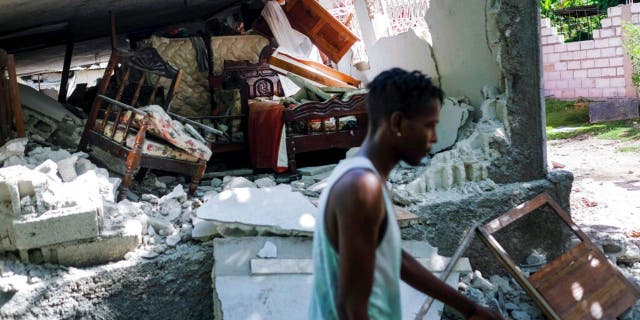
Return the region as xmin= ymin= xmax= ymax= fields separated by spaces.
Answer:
xmin=332 ymin=168 xmax=382 ymax=196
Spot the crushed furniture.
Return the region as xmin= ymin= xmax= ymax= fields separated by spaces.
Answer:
xmin=78 ymin=47 xmax=216 ymax=200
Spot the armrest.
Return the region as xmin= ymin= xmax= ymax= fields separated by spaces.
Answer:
xmin=98 ymin=94 xmax=148 ymax=117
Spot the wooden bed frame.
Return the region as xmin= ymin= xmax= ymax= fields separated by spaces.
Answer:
xmin=206 ymin=55 xmax=367 ymax=171
xmin=283 ymin=94 xmax=367 ymax=170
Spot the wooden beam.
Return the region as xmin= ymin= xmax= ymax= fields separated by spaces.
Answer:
xmin=58 ymin=29 xmax=74 ymax=103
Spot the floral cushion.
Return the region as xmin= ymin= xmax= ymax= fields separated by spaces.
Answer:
xmin=137 ymin=105 xmax=212 ymax=161
xmin=99 ymin=121 xmax=200 ymax=162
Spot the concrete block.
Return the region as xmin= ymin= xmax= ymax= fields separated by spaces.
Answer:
xmin=581 ymin=40 xmax=595 ymax=50
xmin=602 ymin=67 xmax=617 ymax=77
xmin=560 ymin=51 xmax=572 ymax=61
xmin=633 ymin=14 xmax=640 ymax=24
xmin=554 ymin=62 xmax=567 ymax=71
xmin=608 ymin=37 xmax=621 ymax=47
xmin=632 ymin=3 xmax=640 ymax=13
xmin=617 ymin=67 xmax=625 ymax=76
xmin=608 ymin=5 xmax=622 ymax=17
xmin=588 ymin=68 xmax=602 ymax=78
xmin=556 ymin=80 xmax=569 ymax=89
xmin=589 ymin=88 xmax=604 ymax=97
xmin=600 ymin=28 xmax=615 ymax=38
xmin=601 ymin=18 xmax=612 ymax=28
xmin=595 ymin=39 xmax=609 ymax=48
xmin=612 ymin=16 xmax=621 ymax=26
xmin=593 ymin=30 xmax=601 ymax=39
xmin=575 ymin=88 xmax=590 ymax=97
xmin=595 ymin=78 xmax=610 ymax=88
xmin=56 ymin=156 xmax=78 ymax=182
xmin=587 ymin=49 xmax=602 ymax=58
xmin=582 ymin=60 xmax=595 ymax=69
xmin=541 ymin=26 xmax=555 ymax=36
xmin=582 ymin=78 xmax=596 ymax=88
xmin=595 ymin=58 xmax=610 ymax=68
xmin=601 ymin=47 xmax=616 ymax=57
xmin=554 ymin=43 xmax=567 ymax=53
xmin=11 ymin=206 xmax=99 ymax=250
xmin=616 ymin=47 xmax=624 ymax=55
xmin=541 ymin=18 xmax=550 ymax=28
xmin=560 ymin=89 xmax=575 ymax=99
xmin=573 ymin=70 xmax=587 ymax=78
xmin=545 ymin=71 xmax=561 ymax=80
xmin=610 ymin=77 xmax=626 ymax=87
xmin=0 ymin=138 xmax=27 ymax=164
xmin=610 ymin=57 xmax=624 ymax=67
xmin=542 ymin=45 xmax=554 ymax=54
xmin=560 ymin=71 xmax=573 ymax=80
xmin=566 ymin=42 xmax=581 ymax=52
xmin=47 ymin=220 xmax=142 ymax=267
xmin=567 ymin=61 xmax=581 ymax=70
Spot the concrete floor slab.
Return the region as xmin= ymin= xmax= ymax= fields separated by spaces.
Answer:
xmin=213 ymin=237 xmax=471 ymax=320
xmin=196 ymin=185 xmax=317 ymax=235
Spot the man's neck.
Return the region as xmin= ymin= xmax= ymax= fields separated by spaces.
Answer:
xmin=358 ymin=137 xmax=397 ymax=181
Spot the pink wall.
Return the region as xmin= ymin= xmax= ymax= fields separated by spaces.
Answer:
xmin=541 ymin=4 xmax=640 ymax=99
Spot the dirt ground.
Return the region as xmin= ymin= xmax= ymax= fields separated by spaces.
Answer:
xmin=546 ymin=135 xmax=640 ymax=247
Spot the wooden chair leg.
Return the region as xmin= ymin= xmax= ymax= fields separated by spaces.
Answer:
xmin=188 ymin=160 xmax=207 ymax=196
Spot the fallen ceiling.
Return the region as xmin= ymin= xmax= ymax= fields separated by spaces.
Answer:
xmin=0 ymin=0 xmax=246 ymax=74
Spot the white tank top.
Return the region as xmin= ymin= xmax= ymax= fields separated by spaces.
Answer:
xmin=309 ymin=156 xmax=402 ymax=319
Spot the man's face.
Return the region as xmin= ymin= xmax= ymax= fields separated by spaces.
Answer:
xmin=396 ymin=100 xmax=440 ymax=166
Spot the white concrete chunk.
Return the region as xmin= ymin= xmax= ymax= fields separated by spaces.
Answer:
xmin=257 ymin=241 xmax=278 ymax=258
xmin=297 ymin=164 xmax=336 ymax=176
xmin=191 ymin=218 xmax=218 ymax=240
xmin=196 ymin=185 xmax=317 ymax=235
xmin=251 ymin=259 xmax=313 ymax=275
xmin=254 ymin=177 xmax=276 ymax=188
xmin=0 ymin=138 xmax=27 ymax=164
xmin=222 ymin=176 xmax=256 ymax=190
xmin=56 ymin=156 xmax=79 ymax=182
xmin=11 ymin=206 xmax=99 ymax=250
xmin=48 ymin=220 xmax=141 ymax=266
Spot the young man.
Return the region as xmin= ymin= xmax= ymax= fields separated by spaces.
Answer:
xmin=310 ymin=68 xmax=504 ymax=320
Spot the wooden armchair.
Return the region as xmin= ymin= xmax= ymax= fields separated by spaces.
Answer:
xmin=78 ymin=47 xmax=216 ymax=200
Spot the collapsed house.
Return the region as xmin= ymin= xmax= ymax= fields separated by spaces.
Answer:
xmin=1 ymin=0 xmax=639 ymax=319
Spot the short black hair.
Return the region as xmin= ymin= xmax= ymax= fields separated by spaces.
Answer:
xmin=366 ymin=68 xmax=443 ymax=129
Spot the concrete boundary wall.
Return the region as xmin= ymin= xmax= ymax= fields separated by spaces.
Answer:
xmin=541 ymin=4 xmax=640 ymax=99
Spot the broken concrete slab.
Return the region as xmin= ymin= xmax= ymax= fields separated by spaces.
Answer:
xmin=213 ymin=237 xmax=471 ymax=320
xmin=430 ymin=98 xmax=470 ymax=154
xmin=11 ymin=205 xmax=99 ymax=250
xmin=196 ymin=185 xmax=317 ymax=236
xmin=46 ymin=220 xmax=142 ymax=267
xmin=222 ymin=176 xmax=256 ymax=190
xmin=0 ymin=138 xmax=27 ymax=165
xmin=254 ymin=177 xmax=276 ymax=188
xmin=203 ymin=169 xmax=253 ymax=179
xmin=56 ymin=156 xmax=79 ymax=182
xmin=297 ymin=164 xmax=336 ymax=176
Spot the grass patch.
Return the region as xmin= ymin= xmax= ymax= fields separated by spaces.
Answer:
xmin=618 ymin=146 xmax=640 ymax=153
xmin=545 ymin=98 xmax=640 ymax=140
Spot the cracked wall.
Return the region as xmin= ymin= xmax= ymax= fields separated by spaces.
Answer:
xmin=348 ymin=0 xmax=546 ymax=184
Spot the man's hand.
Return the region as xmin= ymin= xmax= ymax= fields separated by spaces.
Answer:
xmin=469 ymin=305 xmax=506 ymax=320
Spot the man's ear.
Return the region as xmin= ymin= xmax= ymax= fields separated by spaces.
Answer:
xmin=389 ymin=111 xmax=404 ymax=135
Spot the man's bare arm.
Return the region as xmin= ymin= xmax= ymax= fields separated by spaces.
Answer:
xmin=400 ymin=250 xmax=504 ymax=319
xmin=332 ymin=170 xmax=386 ymax=320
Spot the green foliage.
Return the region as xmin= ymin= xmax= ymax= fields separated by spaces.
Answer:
xmin=622 ymin=22 xmax=640 ymax=86
xmin=541 ymin=0 xmax=629 ymax=42
xmin=545 ymin=98 xmax=640 ymax=140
